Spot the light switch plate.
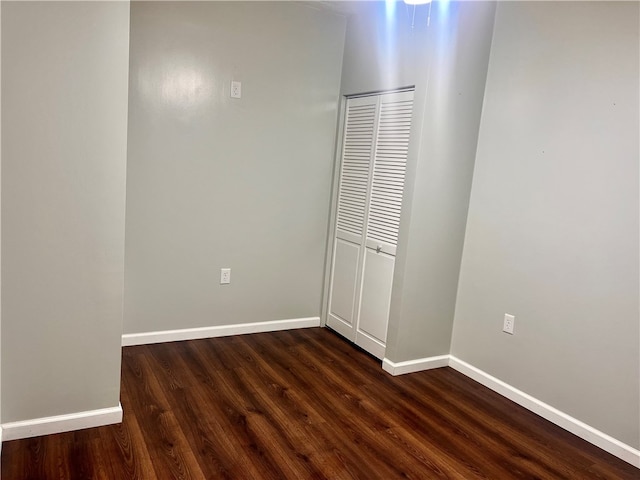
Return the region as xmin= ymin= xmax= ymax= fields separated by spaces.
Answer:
xmin=231 ymin=81 xmax=241 ymax=99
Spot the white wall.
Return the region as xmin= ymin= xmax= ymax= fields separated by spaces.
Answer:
xmin=123 ymin=2 xmax=347 ymax=335
xmin=1 ymin=1 xmax=130 ymax=422
xmin=452 ymin=1 xmax=640 ymax=449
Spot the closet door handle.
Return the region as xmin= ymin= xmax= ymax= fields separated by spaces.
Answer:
xmin=376 ymin=245 xmax=382 ymax=253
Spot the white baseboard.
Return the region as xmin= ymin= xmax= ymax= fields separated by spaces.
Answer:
xmin=122 ymin=317 xmax=321 ymax=347
xmin=381 ymin=353 xmax=639 ymax=468
xmin=448 ymin=356 xmax=640 ymax=469
xmin=382 ymin=355 xmax=450 ymax=375
xmin=1 ymin=403 xmax=123 ymax=442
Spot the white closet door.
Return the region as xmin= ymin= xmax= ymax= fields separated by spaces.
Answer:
xmin=354 ymin=90 xmax=414 ymax=358
xmin=327 ymin=90 xmax=414 ymax=359
xmin=327 ymin=96 xmax=378 ymax=341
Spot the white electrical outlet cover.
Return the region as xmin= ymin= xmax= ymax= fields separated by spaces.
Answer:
xmin=503 ymin=314 xmax=515 ymax=335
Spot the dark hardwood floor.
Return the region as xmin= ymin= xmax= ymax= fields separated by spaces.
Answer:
xmin=2 ymin=327 xmax=638 ymax=479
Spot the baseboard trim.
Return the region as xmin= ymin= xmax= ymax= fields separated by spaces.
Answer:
xmin=381 ymin=353 xmax=639 ymax=467
xmin=122 ymin=317 xmax=321 ymax=347
xmin=1 ymin=403 xmax=123 ymax=442
xmin=448 ymin=356 xmax=640 ymax=468
xmin=382 ymin=355 xmax=450 ymax=376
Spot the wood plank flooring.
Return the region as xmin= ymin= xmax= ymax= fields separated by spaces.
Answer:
xmin=2 ymin=327 xmax=638 ymax=479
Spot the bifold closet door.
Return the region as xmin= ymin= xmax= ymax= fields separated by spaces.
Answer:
xmin=327 ymin=90 xmax=414 ymax=359
xmin=326 ymin=96 xmax=378 ymax=342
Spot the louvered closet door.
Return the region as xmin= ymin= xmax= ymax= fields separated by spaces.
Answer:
xmin=327 ymin=90 xmax=414 ymax=359
xmin=326 ymin=96 xmax=379 ymax=342
xmin=356 ymin=90 xmax=414 ymax=358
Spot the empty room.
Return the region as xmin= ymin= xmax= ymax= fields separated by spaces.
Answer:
xmin=0 ymin=0 xmax=638 ymax=478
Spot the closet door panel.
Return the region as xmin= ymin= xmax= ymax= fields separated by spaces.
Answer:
xmin=356 ymin=247 xmax=395 ymax=359
xmin=335 ymin=97 xmax=378 ymax=245
xmin=327 ymin=238 xmax=360 ymax=328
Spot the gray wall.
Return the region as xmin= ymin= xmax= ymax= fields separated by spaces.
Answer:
xmin=386 ymin=1 xmax=495 ymax=362
xmin=339 ymin=1 xmax=430 ymax=96
xmin=335 ymin=1 xmax=496 ymax=362
xmin=1 ymin=1 xmax=130 ymax=422
xmin=124 ymin=2 xmax=346 ymax=335
xmin=451 ymin=2 xmax=640 ymax=449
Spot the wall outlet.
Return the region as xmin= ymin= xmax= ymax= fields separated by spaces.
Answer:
xmin=220 ymin=268 xmax=231 ymax=285
xmin=230 ymin=81 xmax=241 ymax=99
xmin=503 ymin=314 xmax=515 ymax=335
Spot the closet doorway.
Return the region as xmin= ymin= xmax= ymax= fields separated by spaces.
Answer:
xmin=326 ymin=89 xmax=414 ymax=359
